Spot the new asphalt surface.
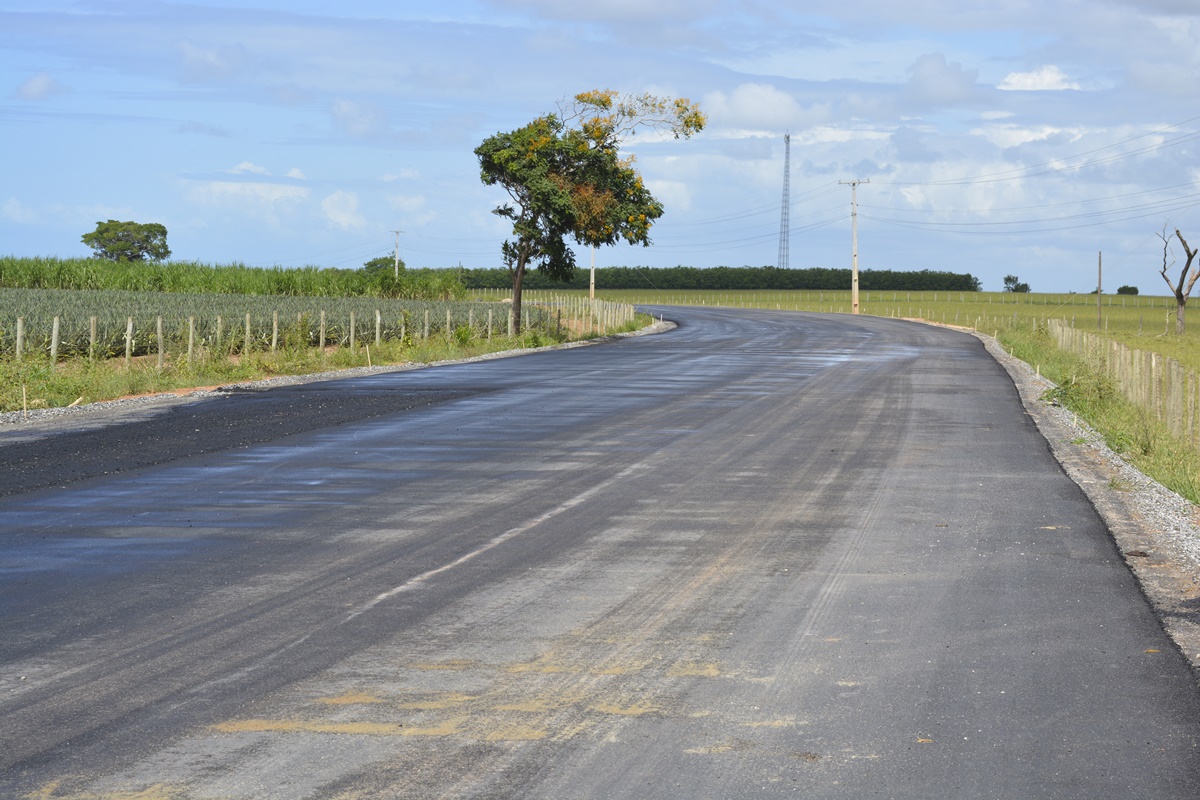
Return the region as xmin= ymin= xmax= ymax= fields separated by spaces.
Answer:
xmin=1 ymin=307 xmax=1198 ymax=798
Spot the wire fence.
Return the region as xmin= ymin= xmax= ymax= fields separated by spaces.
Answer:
xmin=0 ymin=288 xmax=639 ymax=364
xmin=1048 ymin=318 xmax=1199 ymax=444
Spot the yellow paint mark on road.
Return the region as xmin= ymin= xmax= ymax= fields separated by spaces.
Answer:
xmin=26 ymin=781 xmax=63 ymax=800
xmin=399 ymin=717 xmax=465 ymax=737
xmin=213 ymin=719 xmax=405 ymax=736
xmin=1145 ymin=649 xmax=1161 ymax=654
xmin=395 ymin=692 xmax=475 ymax=710
xmin=493 ymin=694 xmax=581 ymax=713
xmin=505 ymin=661 xmax=576 ymax=675
xmin=483 ymin=724 xmax=548 ymax=742
xmin=917 ymin=738 xmax=934 ymax=743
xmin=590 ymin=702 xmax=658 ymax=716
xmin=317 ymin=693 xmax=384 ymax=705
xmin=685 ymin=740 xmax=752 ymax=755
xmin=553 ymin=720 xmax=595 ymax=741
xmin=28 ymin=782 xmax=189 ymax=800
xmin=667 ymin=662 xmax=721 ymax=678
xmin=589 ymin=665 xmax=638 ymax=675
xmin=410 ymin=660 xmax=476 ymax=671
xmin=741 ymin=717 xmax=798 ymax=728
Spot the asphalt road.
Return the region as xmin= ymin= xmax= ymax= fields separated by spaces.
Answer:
xmin=2 ymin=307 xmax=1198 ymax=799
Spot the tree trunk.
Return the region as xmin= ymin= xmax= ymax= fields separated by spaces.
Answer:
xmin=1177 ymin=297 xmax=1186 ymax=335
xmin=510 ymin=252 xmax=527 ymax=335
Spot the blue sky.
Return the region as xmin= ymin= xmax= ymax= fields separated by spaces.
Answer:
xmin=3 ymin=0 xmax=1200 ymax=293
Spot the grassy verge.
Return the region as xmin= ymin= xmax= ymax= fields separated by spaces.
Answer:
xmin=995 ymin=320 xmax=1200 ymax=504
xmin=1 ymin=313 xmax=652 ymax=415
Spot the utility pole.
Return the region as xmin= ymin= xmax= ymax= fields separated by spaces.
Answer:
xmin=1097 ymin=251 xmax=1103 ymax=331
xmin=839 ymin=179 xmax=869 ymax=314
xmin=778 ymin=133 xmax=791 ymax=270
xmin=390 ymin=229 xmax=404 ymax=278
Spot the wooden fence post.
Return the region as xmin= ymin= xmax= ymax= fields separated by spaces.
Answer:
xmin=50 ymin=316 xmax=60 ymax=370
xmin=15 ymin=317 xmax=24 ymax=362
xmin=125 ymin=316 xmax=133 ymax=367
xmin=156 ymin=315 xmax=164 ymax=370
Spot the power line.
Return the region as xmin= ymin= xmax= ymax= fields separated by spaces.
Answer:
xmin=877 ymin=114 xmax=1200 ymax=188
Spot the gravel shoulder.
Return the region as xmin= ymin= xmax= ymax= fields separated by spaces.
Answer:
xmin=972 ymin=327 xmax=1200 ymax=675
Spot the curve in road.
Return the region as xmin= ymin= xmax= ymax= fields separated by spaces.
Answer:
xmin=1 ymin=307 xmax=1198 ymax=799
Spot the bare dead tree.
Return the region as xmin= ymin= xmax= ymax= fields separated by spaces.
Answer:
xmin=1158 ymin=227 xmax=1200 ymax=334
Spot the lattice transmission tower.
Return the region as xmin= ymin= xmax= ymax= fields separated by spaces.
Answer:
xmin=777 ymin=133 xmax=791 ymax=270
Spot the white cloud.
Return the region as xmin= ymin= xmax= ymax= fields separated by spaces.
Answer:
xmin=178 ymin=120 xmax=232 ymax=137
xmin=331 ymin=99 xmax=389 ymax=139
xmin=2 ymin=198 xmax=38 ymax=224
xmin=906 ymin=53 xmax=979 ymax=108
xmin=387 ymin=194 xmax=426 ymax=213
xmin=177 ymin=41 xmax=253 ymax=83
xmin=998 ymin=65 xmax=1081 ymax=91
xmin=646 ymin=180 xmax=692 ymax=212
xmin=227 ymin=162 xmax=271 ymax=175
xmin=16 ymin=72 xmax=68 ymax=101
xmin=189 ymin=181 xmax=308 ymax=204
xmin=703 ymin=83 xmax=830 ymax=134
xmin=495 ymin=0 xmax=721 ymax=22
xmin=286 ymin=168 xmax=307 ymax=180
xmin=969 ymin=123 xmax=1086 ymax=149
xmin=381 ymin=169 xmax=419 ymax=182
xmin=387 ymin=194 xmax=436 ymax=226
xmin=186 ymin=181 xmax=310 ymax=227
xmin=322 ymin=190 xmax=366 ymax=230
xmin=792 ymin=127 xmax=891 ymax=146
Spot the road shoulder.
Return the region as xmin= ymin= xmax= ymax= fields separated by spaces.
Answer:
xmin=975 ymin=328 xmax=1200 ymax=676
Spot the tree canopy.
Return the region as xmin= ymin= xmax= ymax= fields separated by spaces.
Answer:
xmin=1003 ymin=274 xmax=1031 ymax=293
xmin=81 ymin=220 xmax=171 ymax=263
xmin=475 ymin=89 xmax=705 ymax=330
xmin=361 ymin=255 xmax=406 ymax=275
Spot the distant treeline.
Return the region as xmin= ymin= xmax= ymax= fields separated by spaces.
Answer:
xmin=462 ymin=266 xmax=983 ymax=292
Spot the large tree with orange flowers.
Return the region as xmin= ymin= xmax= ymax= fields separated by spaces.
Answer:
xmin=475 ymin=90 xmax=704 ymax=332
